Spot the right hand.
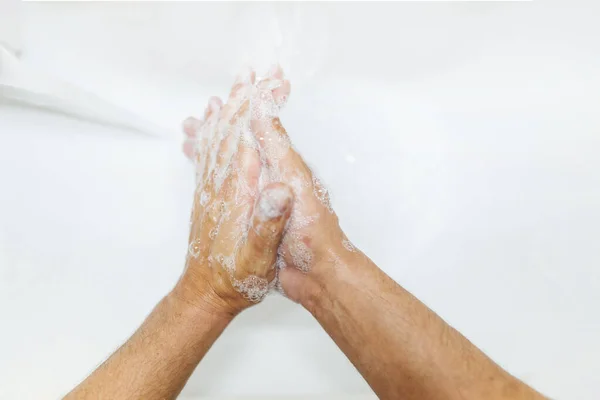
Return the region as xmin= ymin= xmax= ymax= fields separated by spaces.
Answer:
xmin=178 ymin=73 xmax=295 ymax=316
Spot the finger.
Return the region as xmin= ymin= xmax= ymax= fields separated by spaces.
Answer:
xmin=192 ymin=172 xmax=228 ymax=248
xmin=273 ymin=79 xmax=291 ymax=108
xmin=199 ymin=96 xmax=224 ymax=185
xmin=199 ymin=122 xmax=260 ymax=244
xmin=211 ymin=139 xmax=261 ymax=257
xmin=190 ymin=92 xmax=252 ymax=250
xmin=182 ymin=116 xmax=202 ymax=138
xmin=236 ymin=183 xmax=294 ymax=281
xmin=182 ymin=116 xmax=203 ymax=163
xmin=187 ymin=94 xmax=234 ymax=257
xmin=229 ymin=68 xmax=256 ymax=102
xmin=250 ymin=116 xmax=312 ymax=181
xmin=214 ymin=69 xmax=255 ymax=170
xmin=212 ymin=99 xmax=251 ymax=190
xmin=211 ymin=127 xmax=236 ymax=193
xmin=266 ymin=65 xmax=290 ymax=107
xmin=188 ymin=168 xmax=215 ymax=242
xmin=203 ymin=177 xmax=230 ymax=240
xmin=203 ymin=96 xmax=223 ymax=120
xmin=218 ymin=69 xmax=255 ymax=130
xmin=182 ymin=139 xmax=195 ymax=161
xmin=249 ymin=67 xmax=310 ymax=178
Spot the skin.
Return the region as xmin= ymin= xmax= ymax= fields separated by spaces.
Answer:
xmin=64 ymin=76 xmax=294 ymax=400
xmin=65 ymin=69 xmax=547 ymax=400
xmin=244 ymin=69 xmax=546 ymax=400
xmin=283 ymin=248 xmax=546 ymax=400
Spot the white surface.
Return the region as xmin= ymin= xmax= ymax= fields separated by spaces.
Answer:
xmin=0 ymin=44 xmax=168 ymax=138
xmin=1 ymin=2 xmax=600 ymax=399
xmin=0 ymin=0 xmax=21 ymax=52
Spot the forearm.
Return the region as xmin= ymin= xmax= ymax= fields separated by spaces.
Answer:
xmin=64 ymin=289 xmax=231 ymax=400
xmin=301 ymin=251 xmax=545 ymax=400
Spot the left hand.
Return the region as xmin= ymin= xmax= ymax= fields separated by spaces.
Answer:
xmin=175 ymin=74 xmax=294 ymax=317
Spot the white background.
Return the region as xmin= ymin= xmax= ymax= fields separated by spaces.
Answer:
xmin=1 ymin=2 xmax=599 ymax=399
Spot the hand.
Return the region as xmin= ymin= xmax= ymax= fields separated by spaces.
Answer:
xmin=175 ymin=74 xmax=294 ymax=317
xmin=246 ymin=67 xmax=357 ymax=305
xmin=182 ymin=67 xmax=357 ymax=306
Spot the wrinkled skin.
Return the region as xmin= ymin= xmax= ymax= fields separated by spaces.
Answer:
xmin=175 ymin=70 xmax=297 ymax=315
xmin=181 ymin=67 xmax=355 ymax=308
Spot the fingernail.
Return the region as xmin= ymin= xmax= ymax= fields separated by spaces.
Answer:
xmin=256 ymin=185 xmax=293 ymax=221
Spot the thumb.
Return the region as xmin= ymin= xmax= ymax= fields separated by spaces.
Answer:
xmin=237 ymin=183 xmax=294 ymax=281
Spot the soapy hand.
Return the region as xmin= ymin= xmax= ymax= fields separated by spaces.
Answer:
xmin=181 ymin=67 xmax=357 ymax=305
xmin=175 ymin=73 xmax=294 ymax=316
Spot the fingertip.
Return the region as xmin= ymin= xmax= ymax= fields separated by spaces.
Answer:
xmin=182 ymin=116 xmax=202 ymax=137
xmin=204 ymin=96 xmax=223 ymax=119
xmin=230 ymin=68 xmax=255 ymax=101
xmin=209 ymin=96 xmax=223 ymax=112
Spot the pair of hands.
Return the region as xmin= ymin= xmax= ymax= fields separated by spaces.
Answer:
xmin=64 ymin=67 xmax=548 ymax=400
xmin=174 ymin=67 xmax=355 ymax=316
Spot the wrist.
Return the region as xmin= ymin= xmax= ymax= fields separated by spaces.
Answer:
xmin=296 ymin=245 xmax=363 ymax=313
xmin=170 ymin=278 xmax=238 ymax=322
xmin=158 ymin=289 xmax=233 ymax=363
